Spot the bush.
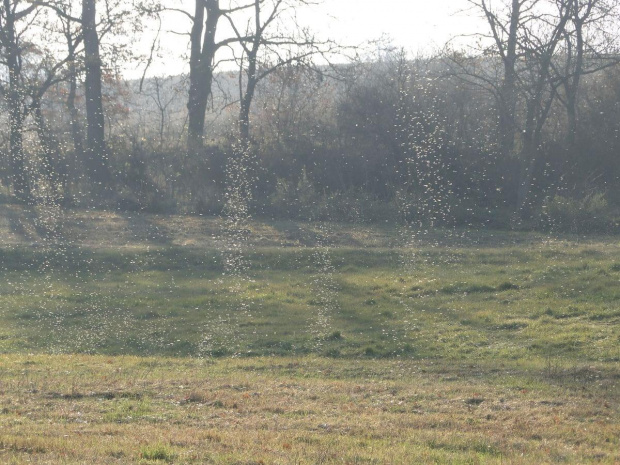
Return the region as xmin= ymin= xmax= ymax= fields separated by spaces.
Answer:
xmin=267 ymin=168 xmax=398 ymax=223
xmin=543 ymin=193 xmax=614 ymax=233
xmin=194 ymin=192 xmax=224 ymax=216
xmin=115 ymin=146 xmax=178 ymax=214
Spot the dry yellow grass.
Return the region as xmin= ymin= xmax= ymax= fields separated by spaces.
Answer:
xmin=0 ymin=354 xmax=618 ymax=464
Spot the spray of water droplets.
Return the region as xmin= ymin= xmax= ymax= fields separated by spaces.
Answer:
xmin=390 ymin=65 xmax=457 ymax=354
xmin=199 ymin=143 xmax=256 ymax=357
xmin=308 ymin=221 xmax=339 ymax=350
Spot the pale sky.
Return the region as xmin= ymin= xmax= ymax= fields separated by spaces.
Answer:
xmin=303 ymin=0 xmax=478 ymax=51
xmin=128 ymin=0 xmax=481 ymax=78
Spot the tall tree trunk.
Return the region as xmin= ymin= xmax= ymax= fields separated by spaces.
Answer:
xmin=239 ymin=55 xmax=258 ymax=149
xmin=4 ymin=0 xmax=29 ymax=201
xmin=82 ymin=0 xmax=112 ymax=190
xmin=517 ymin=62 xmax=552 ymax=216
xmin=515 ymin=3 xmax=571 ymax=216
xmin=187 ymin=0 xmax=220 ymax=154
xmin=67 ymin=43 xmax=84 ymax=159
xmin=8 ymin=95 xmax=28 ymax=201
xmin=238 ymin=0 xmax=262 ymax=149
xmin=565 ymin=2 xmax=586 ymax=146
xmin=517 ymin=107 xmax=538 ymax=216
xmin=33 ymin=98 xmax=66 ymax=199
xmin=498 ymin=0 xmax=521 ymax=157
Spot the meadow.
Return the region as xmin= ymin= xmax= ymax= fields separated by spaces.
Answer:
xmin=0 ymin=207 xmax=619 ymax=463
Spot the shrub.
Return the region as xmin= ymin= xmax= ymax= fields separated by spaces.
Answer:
xmin=543 ymin=192 xmax=613 ymax=233
xmin=267 ymin=168 xmax=398 ymax=223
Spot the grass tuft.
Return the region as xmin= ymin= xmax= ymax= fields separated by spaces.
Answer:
xmin=139 ymin=443 xmax=175 ymax=462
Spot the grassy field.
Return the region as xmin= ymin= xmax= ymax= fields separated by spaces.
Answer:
xmin=0 ymin=207 xmax=619 ymax=463
xmin=1 ymin=355 xmax=618 ymax=464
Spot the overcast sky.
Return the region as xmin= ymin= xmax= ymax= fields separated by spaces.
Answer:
xmin=128 ymin=0 xmax=481 ymax=78
xmin=304 ymin=0 xmax=479 ymax=51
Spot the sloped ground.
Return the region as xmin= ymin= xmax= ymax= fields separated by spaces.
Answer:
xmin=0 ymin=202 xmax=587 ymax=250
xmin=0 ymin=202 xmax=397 ymax=249
xmin=1 ymin=203 xmax=619 ymax=463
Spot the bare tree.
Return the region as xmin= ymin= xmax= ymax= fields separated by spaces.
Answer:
xmin=515 ymin=1 xmax=572 ymax=212
xmin=144 ymin=75 xmax=181 ymax=148
xmin=173 ymin=0 xmax=254 ymax=153
xmin=1 ymin=0 xmax=78 ymax=202
xmin=226 ymin=0 xmax=335 ymax=148
xmin=0 ymin=0 xmax=38 ymax=201
xmin=38 ymin=0 xmax=142 ymax=196
xmin=452 ymin=1 xmax=572 ymax=213
xmin=60 ymin=10 xmax=85 ymax=159
xmin=453 ymin=0 xmax=620 ymax=215
xmin=552 ymin=0 xmax=620 ymax=144
xmin=476 ymin=0 xmax=523 ymax=157
xmin=186 ymin=0 xmax=221 ymax=153
xmin=81 ymin=0 xmax=113 ymax=191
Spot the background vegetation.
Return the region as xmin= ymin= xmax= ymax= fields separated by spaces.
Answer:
xmin=1 ymin=0 xmax=620 ymax=232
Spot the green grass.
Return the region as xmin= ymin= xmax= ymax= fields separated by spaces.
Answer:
xmin=1 ymin=237 xmax=620 ymax=363
xmin=0 ymin=209 xmax=619 ymax=463
xmin=139 ymin=443 xmax=176 ymax=462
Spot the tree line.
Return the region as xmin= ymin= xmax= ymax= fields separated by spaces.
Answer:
xmin=1 ymin=0 xmax=620 ymax=232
